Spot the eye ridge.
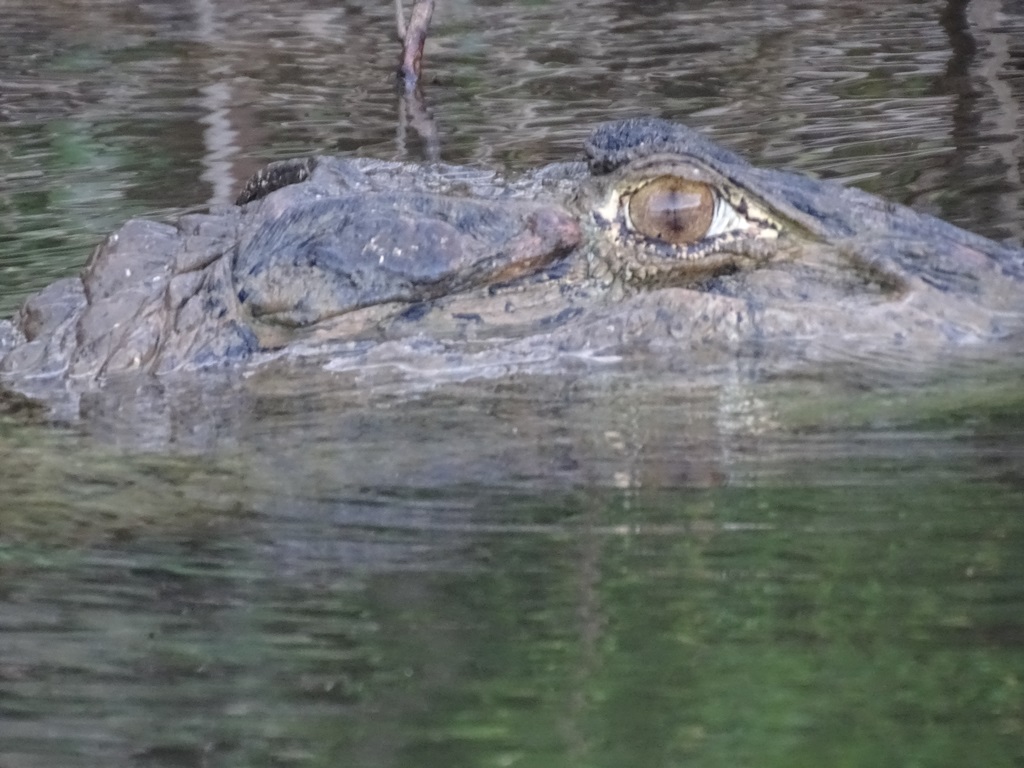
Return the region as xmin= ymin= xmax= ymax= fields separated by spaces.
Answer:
xmin=626 ymin=176 xmax=715 ymax=246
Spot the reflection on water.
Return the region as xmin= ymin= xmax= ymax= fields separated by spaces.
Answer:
xmin=2 ymin=451 xmax=1024 ymax=767
xmin=0 ymin=0 xmax=1024 ymax=764
xmin=2 ymin=371 xmax=1024 ymax=765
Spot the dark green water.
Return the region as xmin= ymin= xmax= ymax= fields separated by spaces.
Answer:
xmin=3 ymin=371 xmax=1024 ymax=766
xmin=1 ymin=0 xmax=1024 ymax=765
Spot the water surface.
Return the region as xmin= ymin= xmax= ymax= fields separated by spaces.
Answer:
xmin=1 ymin=0 xmax=1024 ymax=765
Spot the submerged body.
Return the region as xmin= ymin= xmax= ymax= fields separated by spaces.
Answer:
xmin=1 ymin=118 xmax=1022 ymax=404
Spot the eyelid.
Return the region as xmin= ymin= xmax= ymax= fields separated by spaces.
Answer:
xmin=620 ymin=180 xmax=749 ymax=241
xmin=705 ymin=194 xmax=751 ymax=237
xmin=588 ymin=154 xmax=787 ymax=249
xmin=617 ymin=173 xmax=782 ymax=248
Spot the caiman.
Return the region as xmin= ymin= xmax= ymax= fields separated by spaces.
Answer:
xmin=1 ymin=117 xmax=1022 ymax=404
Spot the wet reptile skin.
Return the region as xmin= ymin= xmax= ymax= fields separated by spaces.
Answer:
xmin=1 ymin=118 xmax=1022 ymax=403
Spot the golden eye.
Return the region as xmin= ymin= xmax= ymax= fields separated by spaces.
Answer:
xmin=627 ymin=176 xmax=714 ymax=245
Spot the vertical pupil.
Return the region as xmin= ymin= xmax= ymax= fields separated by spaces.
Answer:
xmin=628 ymin=177 xmax=714 ymax=245
xmin=651 ymin=190 xmax=703 ymax=233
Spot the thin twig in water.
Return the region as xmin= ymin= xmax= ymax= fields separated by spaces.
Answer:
xmin=395 ymin=0 xmax=435 ymax=89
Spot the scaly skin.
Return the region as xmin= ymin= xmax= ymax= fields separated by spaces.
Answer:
xmin=1 ymin=118 xmax=1022 ymax=403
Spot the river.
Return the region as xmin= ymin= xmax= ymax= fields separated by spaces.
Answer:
xmin=1 ymin=1 xmax=1023 ymax=765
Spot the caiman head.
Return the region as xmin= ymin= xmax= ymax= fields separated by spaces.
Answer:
xmin=1 ymin=118 xmax=1022 ymax=391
